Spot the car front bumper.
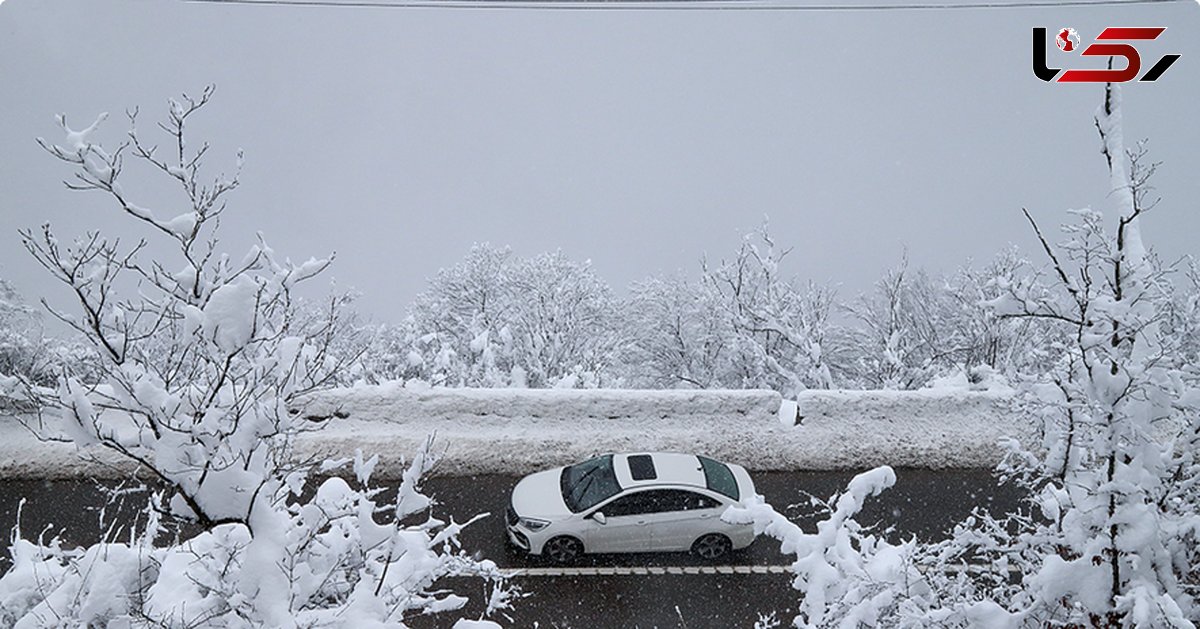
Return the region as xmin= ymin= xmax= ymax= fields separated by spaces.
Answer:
xmin=506 ymin=524 xmax=531 ymax=552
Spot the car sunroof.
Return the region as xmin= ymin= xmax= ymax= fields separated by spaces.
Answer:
xmin=627 ymin=455 xmax=657 ymax=481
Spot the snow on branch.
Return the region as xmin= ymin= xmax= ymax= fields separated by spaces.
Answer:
xmin=3 ymin=90 xmax=511 ymax=627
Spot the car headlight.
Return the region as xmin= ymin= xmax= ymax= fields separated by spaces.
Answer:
xmin=519 ymin=517 xmax=550 ymax=531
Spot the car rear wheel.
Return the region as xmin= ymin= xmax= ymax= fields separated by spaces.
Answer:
xmin=691 ymin=533 xmax=732 ymax=561
xmin=543 ymin=536 xmax=583 ymax=563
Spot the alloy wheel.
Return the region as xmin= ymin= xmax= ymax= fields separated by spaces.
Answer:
xmin=692 ymin=534 xmax=732 ymax=561
xmin=544 ymin=536 xmax=583 ymax=563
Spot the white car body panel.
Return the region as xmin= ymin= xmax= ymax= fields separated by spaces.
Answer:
xmin=584 ymin=512 xmax=653 ymax=553
xmin=510 ymin=469 xmax=571 ymax=519
xmin=506 ymin=452 xmax=758 ymax=558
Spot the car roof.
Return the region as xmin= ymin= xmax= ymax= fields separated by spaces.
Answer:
xmin=613 ymin=452 xmax=708 ymax=490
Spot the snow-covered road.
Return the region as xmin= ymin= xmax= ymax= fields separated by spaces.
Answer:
xmin=0 ymin=469 xmax=1024 ymax=626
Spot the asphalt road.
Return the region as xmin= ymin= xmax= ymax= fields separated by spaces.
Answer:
xmin=0 ymin=469 xmax=1024 ymax=627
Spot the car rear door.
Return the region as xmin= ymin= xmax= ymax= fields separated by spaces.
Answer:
xmin=644 ymin=489 xmax=725 ymax=551
xmin=583 ymin=491 xmax=656 ymax=553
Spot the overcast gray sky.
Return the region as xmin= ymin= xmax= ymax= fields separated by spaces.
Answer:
xmin=2 ymin=0 xmax=1198 ymax=323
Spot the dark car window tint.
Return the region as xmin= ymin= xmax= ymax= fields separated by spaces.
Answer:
xmin=599 ymin=489 xmax=723 ymax=516
xmin=639 ymin=490 xmax=673 ymax=513
xmin=698 ymin=456 xmax=739 ymax=500
xmin=561 ymin=455 xmax=622 ymax=512
xmin=627 ymin=454 xmax=657 ymax=481
xmin=656 ymin=489 xmax=721 ymax=512
xmin=601 ymin=492 xmax=653 ymax=517
xmin=683 ymin=491 xmax=721 ymax=510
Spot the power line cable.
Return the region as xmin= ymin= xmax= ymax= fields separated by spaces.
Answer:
xmin=183 ymin=0 xmax=1190 ymax=11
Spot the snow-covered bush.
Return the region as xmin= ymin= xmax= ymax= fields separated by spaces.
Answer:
xmin=0 ymin=445 xmax=512 ymax=627
xmin=727 ymin=466 xmax=923 ymax=628
xmin=1 ymin=88 xmax=511 ymax=626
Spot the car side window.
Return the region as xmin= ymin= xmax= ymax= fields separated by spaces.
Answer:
xmin=685 ymin=492 xmax=722 ymax=510
xmin=599 ymin=489 xmax=722 ymax=517
xmin=600 ymin=492 xmax=654 ymax=517
xmin=655 ymin=490 xmax=721 ymax=512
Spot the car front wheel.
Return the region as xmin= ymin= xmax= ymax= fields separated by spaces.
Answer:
xmin=543 ymin=536 xmax=584 ymax=563
xmin=691 ymin=533 xmax=732 ymax=561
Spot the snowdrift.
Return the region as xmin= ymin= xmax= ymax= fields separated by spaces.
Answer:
xmin=0 ymin=385 xmax=1032 ymax=478
xmin=295 ymin=383 xmax=782 ymax=426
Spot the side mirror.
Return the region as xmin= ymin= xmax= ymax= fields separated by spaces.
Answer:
xmin=591 ymin=511 xmax=607 ymax=525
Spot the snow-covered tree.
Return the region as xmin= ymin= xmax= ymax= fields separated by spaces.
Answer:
xmin=405 ymin=244 xmax=514 ymax=386
xmin=0 ymin=278 xmax=101 ymax=393
xmin=977 ymin=81 xmax=1199 ymax=625
xmin=745 ymin=83 xmax=1200 ymax=628
xmin=403 ymin=244 xmax=618 ymax=387
xmin=841 ymin=256 xmax=960 ymax=389
xmin=0 ymin=278 xmax=52 ymax=397
xmin=507 ymin=250 xmax=619 ymax=387
xmin=1160 ymin=254 xmax=1200 ymax=374
xmin=839 ymin=250 xmax=1054 ymax=389
xmin=619 ymin=273 xmax=735 ymax=389
xmin=0 ymin=88 xmax=511 ymax=627
xmin=941 ymin=248 xmax=1058 ymax=379
xmin=702 ymin=223 xmax=840 ymax=396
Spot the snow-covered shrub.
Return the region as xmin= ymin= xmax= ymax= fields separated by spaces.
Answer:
xmin=2 ymin=88 xmax=511 ymax=626
xmin=0 ymin=445 xmax=513 ymax=627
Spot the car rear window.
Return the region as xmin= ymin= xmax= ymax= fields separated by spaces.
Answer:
xmin=698 ymin=456 xmax=738 ymax=500
xmin=627 ymin=454 xmax=657 ymax=481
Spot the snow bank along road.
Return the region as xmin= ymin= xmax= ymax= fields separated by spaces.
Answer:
xmin=0 ymin=469 xmax=1024 ymax=627
xmin=0 ymin=386 xmax=1030 ymax=479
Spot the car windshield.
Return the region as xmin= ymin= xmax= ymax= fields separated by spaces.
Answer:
xmin=560 ymin=455 xmax=622 ymax=513
xmin=698 ymin=456 xmax=739 ymax=500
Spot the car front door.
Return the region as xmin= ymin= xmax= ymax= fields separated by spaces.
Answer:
xmin=583 ymin=491 xmax=656 ymax=553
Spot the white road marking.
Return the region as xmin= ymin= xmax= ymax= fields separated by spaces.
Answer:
xmin=496 ymin=565 xmax=792 ymax=577
xmin=492 ymin=563 xmax=1022 ymax=578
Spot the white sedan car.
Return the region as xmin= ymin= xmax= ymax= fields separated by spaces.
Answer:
xmin=505 ymin=452 xmax=757 ymax=563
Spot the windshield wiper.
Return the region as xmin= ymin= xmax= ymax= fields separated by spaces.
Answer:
xmin=567 ymin=465 xmax=605 ymax=511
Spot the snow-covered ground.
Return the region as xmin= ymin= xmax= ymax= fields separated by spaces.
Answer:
xmin=0 ymin=384 xmax=1030 ymax=479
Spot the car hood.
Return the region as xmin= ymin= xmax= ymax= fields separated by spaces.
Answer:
xmin=511 ymin=468 xmax=573 ymax=519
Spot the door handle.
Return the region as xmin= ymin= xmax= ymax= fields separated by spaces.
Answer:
xmin=637 ymin=520 xmax=648 ymax=525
